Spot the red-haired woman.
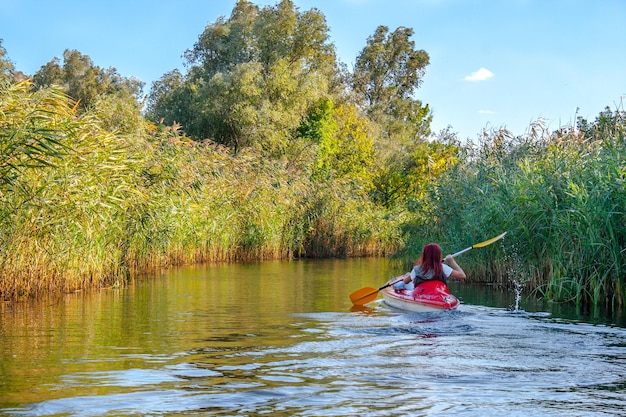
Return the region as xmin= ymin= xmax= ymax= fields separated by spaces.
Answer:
xmin=393 ymin=243 xmax=466 ymax=291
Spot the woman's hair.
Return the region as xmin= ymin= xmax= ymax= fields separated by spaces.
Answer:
xmin=417 ymin=243 xmax=443 ymax=278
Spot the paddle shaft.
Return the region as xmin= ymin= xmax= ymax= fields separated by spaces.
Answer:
xmin=448 ymin=246 xmax=473 ymax=259
xmin=449 ymin=232 xmax=507 ymax=259
xmin=377 ymin=278 xmax=405 ymax=292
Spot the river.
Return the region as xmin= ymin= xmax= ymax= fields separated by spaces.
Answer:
xmin=1 ymin=258 xmax=625 ymax=416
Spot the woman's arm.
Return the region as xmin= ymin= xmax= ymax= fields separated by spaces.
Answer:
xmin=391 ymin=272 xmax=412 ymax=290
xmin=444 ymin=255 xmax=466 ymax=280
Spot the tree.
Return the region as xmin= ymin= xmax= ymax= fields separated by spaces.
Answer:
xmin=0 ymin=39 xmax=15 ymax=83
xmin=297 ymin=97 xmax=334 ymax=144
xmin=352 ymin=25 xmax=431 ymax=140
xmin=148 ymin=0 xmax=339 ymax=155
xmin=183 ymin=0 xmax=259 ymax=75
xmin=352 ymin=26 xmax=432 ymax=148
xmin=351 ymin=25 xmax=435 ymax=208
xmin=371 ymin=134 xmax=461 ymax=208
xmin=315 ymin=103 xmax=376 ymax=187
xmin=33 ymin=49 xmax=144 ymax=112
xmin=33 ymin=58 xmax=64 ymax=87
xmin=353 ymin=27 xmax=428 ymax=105
xmin=145 ymin=69 xmax=189 ymax=126
xmin=297 ymin=97 xmax=376 ymax=183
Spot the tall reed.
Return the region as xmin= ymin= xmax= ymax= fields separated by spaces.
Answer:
xmin=416 ymin=115 xmax=625 ymax=309
xmin=0 ymin=83 xmax=403 ymax=300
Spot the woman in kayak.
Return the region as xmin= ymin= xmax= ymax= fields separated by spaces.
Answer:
xmin=393 ymin=243 xmax=466 ymax=291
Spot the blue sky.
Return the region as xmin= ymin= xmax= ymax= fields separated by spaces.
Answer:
xmin=1 ymin=0 xmax=624 ymax=140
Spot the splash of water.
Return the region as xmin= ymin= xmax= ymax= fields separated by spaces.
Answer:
xmin=504 ymin=240 xmax=526 ymax=313
xmin=512 ymin=279 xmax=523 ymax=312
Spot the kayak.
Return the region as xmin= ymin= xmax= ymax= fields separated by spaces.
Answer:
xmin=381 ymin=279 xmax=460 ymax=312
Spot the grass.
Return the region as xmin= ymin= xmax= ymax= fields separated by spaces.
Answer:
xmin=0 ymin=82 xmax=403 ymax=300
xmin=1 ymin=81 xmax=623 ymax=310
xmin=412 ymin=116 xmax=625 ymax=309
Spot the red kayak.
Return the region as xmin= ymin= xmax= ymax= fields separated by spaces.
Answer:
xmin=381 ymin=279 xmax=460 ymax=312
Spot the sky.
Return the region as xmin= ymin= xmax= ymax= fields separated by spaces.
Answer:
xmin=1 ymin=0 xmax=625 ymax=141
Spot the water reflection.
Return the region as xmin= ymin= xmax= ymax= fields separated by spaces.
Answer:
xmin=1 ymin=258 xmax=625 ymax=416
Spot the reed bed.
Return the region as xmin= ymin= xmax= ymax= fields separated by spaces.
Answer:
xmin=415 ymin=117 xmax=625 ymax=308
xmin=2 ymin=81 xmax=622 ymax=309
xmin=0 ymin=83 xmax=402 ymax=300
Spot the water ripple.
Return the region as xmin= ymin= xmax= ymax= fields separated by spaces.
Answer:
xmin=6 ymin=301 xmax=626 ymax=416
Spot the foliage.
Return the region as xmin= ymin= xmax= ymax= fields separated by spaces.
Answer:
xmin=33 ymin=49 xmax=144 ymax=112
xmin=297 ymin=97 xmax=334 ymax=144
xmin=371 ymin=134 xmax=461 ymax=209
xmin=90 ymin=94 xmax=147 ymax=136
xmin=352 ymin=26 xmax=429 ymax=109
xmin=349 ymin=25 xmax=435 ymax=210
xmin=2 ymin=0 xmax=621 ymax=313
xmin=417 ymin=110 xmax=626 ymax=309
xmin=145 ymin=69 xmax=187 ymax=126
xmin=147 ymin=0 xmax=337 ymax=156
xmin=0 ymin=81 xmax=145 ymax=298
xmin=352 ymin=25 xmax=432 ymax=142
xmin=310 ymin=101 xmax=376 ymax=188
xmin=0 ymin=39 xmax=15 ymax=83
xmin=0 ymin=82 xmax=403 ymax=300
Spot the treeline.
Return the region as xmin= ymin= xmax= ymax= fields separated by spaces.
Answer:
xmin=0 ymin=0 xmax=624 ymax=309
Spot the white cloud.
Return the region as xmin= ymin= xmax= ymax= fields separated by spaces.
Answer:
xmin=465 ymin=67 xmax=494 ymax=81
xmin=478 ymin=109 xmax=495 ymax=114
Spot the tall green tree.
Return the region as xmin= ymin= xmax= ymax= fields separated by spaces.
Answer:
xmin=303 ymin=100 xmax=376 ymax=187
xmin=145 ymin=69 xmax=188 ymax=126
xmin=352 ymin=25 xmax=432 ymax=145
xmin=323 ymin=104 xmax=376 ymax=185
xmin=351 ymin=25 xmax=436 ymax=208
xmin=353 ymin=27 xmax=428 ymax=103
xmin=33 ymin=49 xmax=144 ymax=112
xmin=148 ymin=0 xmax=339 ymax=155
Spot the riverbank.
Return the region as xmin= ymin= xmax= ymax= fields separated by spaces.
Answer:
xmin=1 ymin=81 xmax=623 ymax=309
xmin=0 ymin=82 xmax=404 ymax=300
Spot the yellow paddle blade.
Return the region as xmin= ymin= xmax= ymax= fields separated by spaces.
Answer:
xmin=472 ymin=231 xmax=507 ymax=248
xmin=349 ymin=287 xmax=379 ymax=306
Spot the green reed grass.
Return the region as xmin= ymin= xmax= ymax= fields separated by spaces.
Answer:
xmin=5 ymin=80 xmax=620 ymax=309
xmin=417 ymin=117 xmax=625 ymax=309
xmin=0 ymin=83 xmax=403 ymax=300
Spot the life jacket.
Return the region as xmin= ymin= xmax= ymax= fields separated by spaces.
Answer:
xmin=412 ymin=264 xmax=447 ymax=286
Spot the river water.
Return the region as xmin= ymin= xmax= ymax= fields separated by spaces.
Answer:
xmin=1 ymin=258 xmax=625 ymax=416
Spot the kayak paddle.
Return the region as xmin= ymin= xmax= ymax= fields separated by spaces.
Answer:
xmin=349 ymin=280 xmax=404 ymax=306
xmin=448 ymin=231 xmax=507 ymax=258
xmin=349 ymin=232 xmax=507 ymax=306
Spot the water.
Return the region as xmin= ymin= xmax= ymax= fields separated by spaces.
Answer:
xmin=1 ymin=258 xmax=625 ymax=416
